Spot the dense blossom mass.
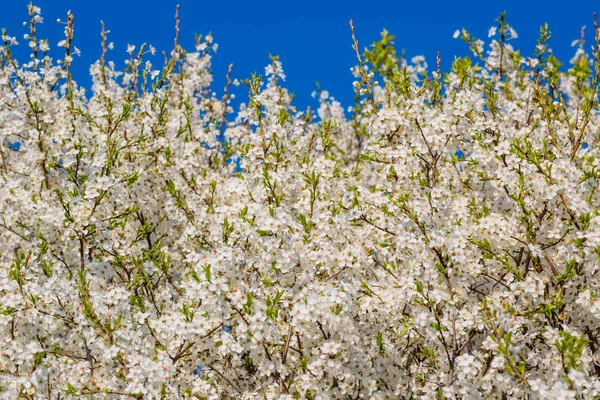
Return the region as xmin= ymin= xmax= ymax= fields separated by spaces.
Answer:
xmin=1 ymin=5 xmax=600 ymax=399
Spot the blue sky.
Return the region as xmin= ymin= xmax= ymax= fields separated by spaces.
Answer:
xmin=1 ymin=0 xmax=598 ymax=112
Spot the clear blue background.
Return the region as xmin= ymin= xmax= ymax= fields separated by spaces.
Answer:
xmin=1 ymin=0 xmax=598 ymax=112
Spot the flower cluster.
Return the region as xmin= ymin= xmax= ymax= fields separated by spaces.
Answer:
xmin=1 ymin=5 xmax=600 ymax=399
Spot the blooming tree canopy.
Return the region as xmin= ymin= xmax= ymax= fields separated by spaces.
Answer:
xmin=1 ymin=5 xmax=600 ymax=399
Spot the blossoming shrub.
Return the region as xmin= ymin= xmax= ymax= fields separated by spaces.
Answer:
xmin=1 ymin=5 xmax=600 ymax=399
